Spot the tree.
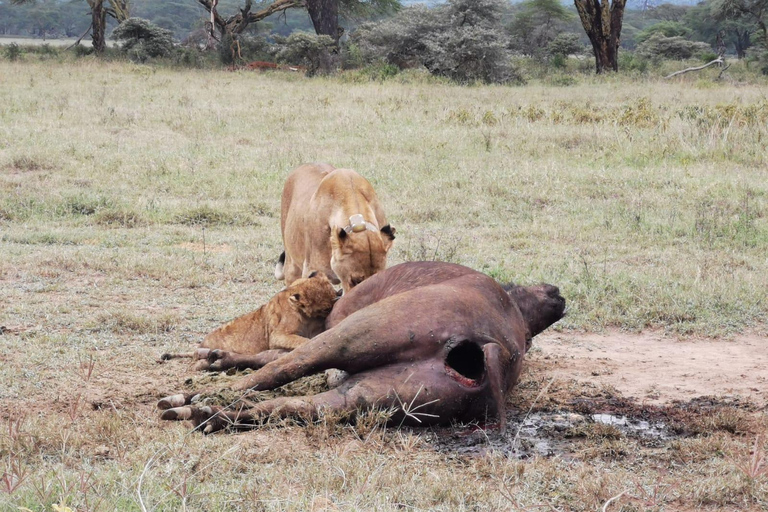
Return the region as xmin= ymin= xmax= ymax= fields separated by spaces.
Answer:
xmin=196 ymin=0 xmax=399 ymax=45
xmin=635 ymin=20 xmax=691 ymax=44
xmin=508 ymin=0 xmax=576 ymax=58
xmin=573 ymin=0 xmax=627 ymax=73
xmin=636 ymin=33 xmax=712 ymax=59
xmin=712 ymin=0 xmax=767 ymax=48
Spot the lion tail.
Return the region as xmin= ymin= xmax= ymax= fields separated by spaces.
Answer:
xmin=274 ymin=251 xmax=286 ymax=280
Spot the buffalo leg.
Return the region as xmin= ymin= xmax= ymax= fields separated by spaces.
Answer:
xmin=161 ymin=357 xmax=505 ymax=432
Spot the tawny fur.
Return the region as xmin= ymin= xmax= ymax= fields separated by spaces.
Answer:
xmin=160 ymin=273 xmax=338 ymax=368
xmin=277 ymin=163 xmax=395 ymax=293
xmin=202 ymin=273 xmax=338 ymax=354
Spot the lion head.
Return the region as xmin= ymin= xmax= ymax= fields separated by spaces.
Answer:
xmin=287 ymin=271 xmax=340 ymax=318
xmin=329 ymin=224 xmax=395 ymax=292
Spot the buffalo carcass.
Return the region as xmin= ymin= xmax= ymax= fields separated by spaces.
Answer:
xmin=159 ymin=262 xmax=565 ymax=432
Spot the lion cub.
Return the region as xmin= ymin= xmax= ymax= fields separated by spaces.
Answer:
xmin=161 ymin=272 xmax=338 ymax=371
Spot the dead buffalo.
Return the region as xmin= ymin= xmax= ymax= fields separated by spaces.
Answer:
xmin=158 ymin=261 xmax=565 ymax=433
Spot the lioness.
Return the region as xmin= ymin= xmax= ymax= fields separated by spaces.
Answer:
xmin=275 ymin=163 xmax=395 ymax=293
xmin=160 ymin=271 xmax=339 ymax=372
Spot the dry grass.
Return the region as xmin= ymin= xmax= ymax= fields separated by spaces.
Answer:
xmin=0 ymin=60 xmax=767 ymax=510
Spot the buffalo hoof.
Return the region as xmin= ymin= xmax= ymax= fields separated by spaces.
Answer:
xmin=160 ymin=405 xmax=230 ymax=434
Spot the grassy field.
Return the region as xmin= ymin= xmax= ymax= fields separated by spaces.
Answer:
xmin=0 ymin=58 xmax=767 ymax=510
xmin=0 ymin=37 xmax=100 ymax=47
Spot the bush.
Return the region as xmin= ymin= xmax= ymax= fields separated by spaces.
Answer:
xmin=272 ymin=32 xmax=338 ymax=76
xmin=547 ymin=33 xmax=583 ymax=58
xmin=4 ymin=43 xmax=22 ymax=61
xmin=551 ymin=53 xmax=567 ymax=69
xmin=72 ymin=44 xmax=93 ymax=57
xmin=635 ymin=21 xmax=691 ymax=45
xmin=112 ymin=17 xmax=176 ymax=62
xmin=636 ymin=34 xmax=712 ymax=61
xmin=353 ymin=0 xmax=522 ymax=84
xmin=618 ymin=51 xmax=649 ymax=73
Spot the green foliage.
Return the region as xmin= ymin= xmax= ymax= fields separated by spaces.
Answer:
xmin=4 ymin=42 xmax=22 ymax=61
xmin=353 ymin=0 xmax=522 ymax=84
xmin=72 ymin=44 xmax=94 ymax=58
xmin=273 ymin=32 xmax=338 ymax=76
xmin=636 ymin=33 xmax=713 ymax=60
xmin=218 ymin=34 xmax=272 ymax=66
xmin=635 ymin=20 xmax=691 ymax=44
xmin=618 ymin=51 xmax=649 ymax=72
xmin=112 ymin=17 xmax=177 ymax=63
xmin=339 ymin=0 xmax=401 ymax=21
xmin=508 ymin=0 xmax=575 ymax=58
xmin=547 ymin=33 xmax=584 ymax=58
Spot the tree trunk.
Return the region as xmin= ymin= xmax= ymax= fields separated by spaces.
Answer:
xmin=91 ymin=0 xmax=107 ymax=54
xmin=574 ymin=0 xmax=627 ymax=73
xmin=305 ymin=0 xmax=339 ymax=42
xmin=734 ymin=29 xmax=750 ymax=59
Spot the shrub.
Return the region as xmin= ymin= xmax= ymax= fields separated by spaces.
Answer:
xmin=547 ymin=33 xmax=584 ymax=58
xmin=272 ymin=32 xmax=338 ymax=76
xmin=112 ymin=17 xmax=176 ymax=62
xmin=618 ymin=51 xmax=649 ymax=73
xmin=72 ymin=44 xmax=93 ymax=57
xmin=635 ymin=21 xmax=691 ymax=45
xmin=4 ymin=43 xmax=22 ymax=61
xmin=636 ymin=34 xmax=712 ymax=60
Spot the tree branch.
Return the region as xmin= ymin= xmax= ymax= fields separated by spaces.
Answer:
xmin=664 ymin=57 xmax=724 ymax=79
xmin=246 ymin=0 xmax=306 ymax=24
xmin=65 ymin=22 xmax=93 ymax=50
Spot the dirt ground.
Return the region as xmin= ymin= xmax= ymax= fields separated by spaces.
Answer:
xmin=533 ymin=331 xmax=768 ymax=408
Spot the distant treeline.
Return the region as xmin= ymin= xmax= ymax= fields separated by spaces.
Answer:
xmin=0 ymin=0 xmax=315 ymax=39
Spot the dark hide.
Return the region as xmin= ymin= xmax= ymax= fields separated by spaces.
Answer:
xmin=159 ymin=262 xmax=565 ymax=433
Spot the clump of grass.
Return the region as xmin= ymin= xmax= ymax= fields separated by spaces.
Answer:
xmin=93 ymin=311 xmax=178 ymax=334
xmin=685 ymin=407 xmax=754 ymax=436
xmin=566 ymin=421 xmax=624 ymax=440
xmin=174 ymin=205 xmax=234 ymax=226
xmin=55 ymin=194 xmax=113 ymax=217
xmin=93 ymin=208 xmax=147 ymax=228
xmin=4 ymin=156 xmax=55 ymax=172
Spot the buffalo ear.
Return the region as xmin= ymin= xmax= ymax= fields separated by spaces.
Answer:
xmin=380 ymin=224 xmax=396 ymax=241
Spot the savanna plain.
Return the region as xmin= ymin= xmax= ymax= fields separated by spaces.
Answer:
xmin=1 ymin=59 xmax=767 ymax=511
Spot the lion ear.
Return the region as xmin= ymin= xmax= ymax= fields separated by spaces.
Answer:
xmin=380 ymin=224 xmax=395 ymax=241
xmin=337 ymin=228 xmax=347 ymax=242
xmin=289 ymin=293 xmax=301 ymax=306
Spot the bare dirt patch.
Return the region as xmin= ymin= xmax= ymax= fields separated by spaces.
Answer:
xmin=533 ymin=331 xmax=768 ymax=407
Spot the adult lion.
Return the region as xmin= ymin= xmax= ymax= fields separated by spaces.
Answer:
xmin=275 ymin=163 xmax=395 ymax=293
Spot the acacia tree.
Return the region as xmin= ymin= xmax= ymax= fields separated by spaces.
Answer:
xmin=574 ymin=0 xmax=627 ymax=73
xmin=197 ymin=0 xmax=398 ymax=45
xmin=508 ymin=0 xmax=575 ymax=58
xmin=713 ymin=0 xmax=768 ymax=48
xmin=11 ymin=0 xmax=128 ymax=53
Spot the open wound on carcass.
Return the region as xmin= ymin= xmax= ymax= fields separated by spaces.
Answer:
xmin=445 ymin=341 xmax=484 ymax=386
